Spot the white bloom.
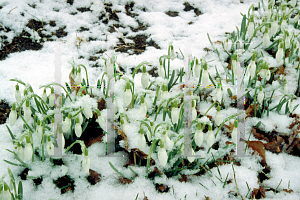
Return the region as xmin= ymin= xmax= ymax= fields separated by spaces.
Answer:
xmin=215 ymin=87 xmax=222 ymax=103
xmin=138 ymin=131 xmax=146 ymax=149
xmin=169 ymin=43 xmax=175 ymax=60
xmin=42 ymin=89 xmax=47 ymax=103
xmin=36 ymin=124 xmax=43 ymax=142
xmin=231 ymin=127 xmax=239 ymax=144
xmin=194 ymin=123 xmax=203 ymax=147
xmin=215 ymin=110 xmax=222 ymax=126
xmin=158 ymin=63 xmax=165 ymax=78
xmin=248 ymin=22 xmax=254 ymax=37
xmin=247 ymin=60 xmax=256 ymax=77
xmin=82 ymin=149 xmax=90 ymax=173
xmin=202 ymin=69 xmax=209 ymax=86
xmin=194 ymin=59 xmax=201 ymax=78
xmin=158 ymin=141 xmax=168 ymax=167
xmin=9 ymin=107 xmax=17 ymax=126
xmin=187 ymin=147 xmax=195 ymax=163
xmin=49 ymin=93 xmax=55 ymax=107
xmin=15 ymin=85 xmax=21 ymax=103
xmin=271 ymin=20 xmax=278 ymax=36
xmin=62 ymin=114 xmax=71 ymax=132
xmin=291 ymin=0 xmax=296 ymax=7
xmin=74 ymin=68 xmax=82 ymax=85
xmin=2 ymin=183 xmax=11 ymax=200
xmin=265 ymin=68 xmax=270 ymax=81
xmin=191 ymin=107 xmax=197 ymax=121
xmin=24 ymin=137 xmax=32 ymax=161
xmin=224 ymin=39 xmax=232 ymax=52
xmin=276 ymin=45 xmax=284 ymax=63
xmin=140 ymin=102 xmax=147 ymax=117
xmin=257 ymin=88 xmax=264 ymax=104
xmin=47 ymin=138 xmax=54 ymax=156
xmin=57 ymin=132 xmax=65 ymax=149
xmin=147 ymin=122 xmax=154 ymax=141
xmin=285 ymin=35 xmax=290 ymax=49
xmin=281 ymin=20 xmax=287 ymax=32
xmin=171 ymin=107 xmax=179 ymax=124
xmin=263 ymin=32 xmax=270 ymax=48
xmin=16 ymin=145 xmax=24 ymax=161
xmin=83 ymin=104 xmax=93 ymax=119
xmin=206 ymin=126 xmax=215 ymax=148
xmin=75 ymin=122 xmax=82 ymax=137
xmin=283 ymin=80 xmax=288 ymax=95
xmin=141 ymin=71 xmax=149 ymax=88
xmin=162 ymin=131 xmax=172 ymax=151
xmin=124 ymin=89 xmax=132 ymax=106
xmin=96 ymin=114 xmax=106 ymax=130
xmin=24 ymin=105 xmax=31 ymax=122
xmin=78 ymin=112 xmax=83 ymax=124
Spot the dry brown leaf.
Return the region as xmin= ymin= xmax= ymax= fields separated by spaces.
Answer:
xmin=251 ymin=186 xmax=266 ymax=199
xmin=283 ymin=189 xmax=294 ymax=193
xmin=247 ymin=141 xmax=266 ymax=165
xmin=97 ymin=98 xmax=106 ymax=111
xmin=245 ymin=104 xmax=259 ymax=118
xmin=178 ymin=175 xmax=189 ymax=183
xmin=87 ymin=169 xmax=101 ymax=185
xmin=231 ymin=95 xmax=237 ymax=100
xmin=127 ymin=148 xmax=155 ymax=167
xmin=113 ymin=125 xmax=128 ymax=151
xmin=156 ymin=183 xmax=170 ymax=193
xmin=119 ymin=177 xmax=132 ymax=184
xmin=214 ymin=40 xmax=222 ymax=44
xmin=252 ymin=127 xmax=270 ymax=142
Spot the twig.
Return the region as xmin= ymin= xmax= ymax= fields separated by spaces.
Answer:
xmin=113 ymin=25 xmax=127 ymax=45
xmin=8 ymin=6 xmax=17 ymax=14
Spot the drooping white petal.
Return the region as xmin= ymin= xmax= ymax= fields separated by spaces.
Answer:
xmin=187 ymin=148 xmax=195 ymax=163
xmin=47 ymin=141 xmax=54 ymax=156
xmin=82 ymin=155 xmax=90 ymax=173
xmin=194 ymin=129 xmax=203 ymax=147
xmin=83 ymin=104 xmax=93 ymax=119
xmin=140 ymin=102 xmax=147 ymax=117
xmin=24 ymin=107 xmax=31 ymax=122
xmin=248 ymin=22 xmax=254 ymax=37
xmin=257 ymin=91 xmax=264 ymax=104
xmin=263 ymin=33 xmax=270 ymax=48
xmin=16 ymin=146 xmax=24 ymax=161
xmin=158 ymin=65 xmax=165 ymax=78
xmin=15 ymin=90 xmax=21 ymax=102
xmin=75 ymin=123 xmax=82 ymax=137
xmin=276 ymin=48 xmax=284 ymax=63
xmin=49 ymin=93 xmax=55 ymax=107
xmin=138 ymin=133 xmax=146 ymax=149
xmin=36 ymin=125 xmax=43 ymax=141
xmin=231 ymin=128 xmax=239 ymax=144
xmin=215 ymin=88 xmax=222 ymax=103
xmin=171 ymin=107 xmax=179 ymax=124
xmin=24 ymin=143 xmax=33 ymax=161
xmin=158 ymin=147 xmax=168 ymax=167
xmin=215 ymin=111 xmax=222 ymax=126
xmin=191 ymin=107 xmax=197 ymax=121
xmin=202 ymin=70 xmax=209 ymax=86
xmin=206 ymin=130 xmax=215 ymax=148
xmin=141 ymin=73 xmax=149 ymax=88
xmin=125 ymin=89 xmax=132 ymax=106
xmin=9 ymin=110 xmax=17 ymax=126
xmin=162 ymin=134 xmax=172 ymax=151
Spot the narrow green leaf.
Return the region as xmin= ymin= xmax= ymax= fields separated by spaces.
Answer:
xmin=109 ymin=161 xmax=133 ymax=180
xmin=240 ymin=14 xmax=247 ymax=39
xmin=3 ymin=160 xmax=24 ymax=167
xmin=18 ymin=181 xmax=23 ymax=200
xmin=5 ymin=125 xmax=15 ymax=140
xmin=168 ymin=70 xmax=175 ymax=91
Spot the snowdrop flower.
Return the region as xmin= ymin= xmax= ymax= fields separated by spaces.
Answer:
xmin=194 ymin=122 xmax=203 ymax=147
xmin=215 ymin=105 xmax=222 ymax=126
xmin=51 ymin=118 xmax=55 ymax=132
xmin=265 ymin=4 xmax=272 ymax=20
xmin=161 ymin=84 xmax=168 ymax=107
xmin=9 ymin=103 xmax=17 ymax=126
xmin=257 ymin=86 xmax=264 ymax=104
xmin=247 ymin=53 xmax=256 ymax=77
xmin=269 ymin=0 xmax=275 ymax=7
xmin=193 ymin=58 xmax=201 ymax=78
xmin=265 ymin=66 xmax=271 ymax=81
xmin=248 ymin=16 xmax=254 ymax=38
xmin=141 ymin=65 xmax=149 ymax=88
xmin=158 ymin=59 xmax=165 ymax=78
xmin=83 ymin=103 xmax=93 ymax=119
xmin=2 ymin=182 xmax=11 ymax=200
xmin=283 ymin=79 xmax=288 ymax=95
xmin=138 ymin=128 xmax=146 ymax=149
xmin=158 ymin=140 xmax=168 ymax=167
xmin=215 ymin=87 xmax=222 ymax=104
xmin=281 ymin=15 xmax=287 ymax=32
xmin=24 ymin=99 xmax=31 ymax=122
xmin=42 ymin=88 xmax=47 ymax=103
xmin=231 ymin=55 xmax=237 ymax=74
xmin=156 ymin=85 xmax=162 ymax=101
xmin=206 ymin=124 xmax=215 ymax=148
xmin=47 ymin=136 xmax=54 ymax=156
xmin=289 ymin=98 xmax=294 ymax=112
xmin=36 ymin=119 xmax=43 ymax=142
xmin=291 ymin=0 xmax=296 ymax=7
xmin=231 ymin=120 xmax=239 ymax=144
xmin=169 ymin=42 xmax=175 ymax=60
xmin=124 ymin=81 xmax=132 ymax=106
xmin=140 ymin=95 xmax=147 ymax=117
xmin=16 ymin=143 xmax=24 ymax=161
xmin=191 ymin=100 xmax=197 ymax=121
xmin=75 ymin=117 xmax=82 ymax=137
xmin=82 ymin=148 xmax=90 ymax=173
xmin=15 ymin=84 xmax=21 ymax=102
xmin=74 ymin=67 xmax=82 ymax=85
xmin=276 ymin=42 xmax=284 ymax=63
xmin=187 ymin=147 xmax=195 ymax=163
xmin=271 ymin=15 xmax=279 ymax=36
xmin=56 ymin=125 xmax=65 ymax=149
xmin=284 ymin=31 xmax=290 ymax=49
xmin=263 ymin=28 xmax=270 ymax=48
xmin=147 ymin=121 xmax=154 ymax=141
xmin=224 ymin=39 xmax=232 ymax=52
xmin=62 ymin=113 xmax=72 ymax=132
xmin=78 ymin=112 xmax=83 ymax=124
xmin=96 ymin=110 xmax=106 ymax=130
xmin=49 ymin=87 xmax=55 ymax=107
xmin=171 ymin=100 xmax=179 ymax=124
xmin=201 ymin=62 xmax=209 ymax=86
xmin=24 ymin=136 xmax=33 ymax=161
xmin=162 ymin=130 xmax=171 ymax=151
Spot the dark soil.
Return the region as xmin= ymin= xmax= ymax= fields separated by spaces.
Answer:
xmin=0 ymin=100 xmax=11 ymax=124
xmin=54 ymin=175 xmax=75 ymax=194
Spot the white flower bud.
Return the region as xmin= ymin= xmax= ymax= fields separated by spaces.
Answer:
xmin=171 ymin=100 xmax=179 ymax=124
xmin=271 ymin=20 xmax=278 ymax=36
xmin=215 ymin=87 xmax=222 ymax=104
xmin=141 ymin=66 xmax=149 ymax=88
xmin=202 ymin=69 xmax=209 ymax=86
xmin=231 ymin=121 xmax=239 ymax=144
xmin=283 ymin=80 xmax=288 ymax=95
xmin=62 ymin=114 xmax=72 ymax=132
xmin=289 ymin=99 xmax=294 ymax=112
xmin=291 ymin=0 xmax=296 ymax=7
xmin=140 ymin=95 xmax=147 ymax=117
xmin=263 ymin=30 xmax=270 ymax=48
xmin=169 ymin=43 xmax=175 ymax=60
xmin=138 ymin=129 xmax=146 ymax=149
xmin=24 ymin=100 xmax=31 ymax=122
xmin=206 ymin=125 xmax=215 ymax=148
xmin=82 ymin=148 xmax=90 ymax=173
xmin=215 ymin=107 xmax=222 ymax=126
xmin=2 ymin=182 xmax=11 ymax=200
xmin=194 ymin=123 xmax=203 ymax=147
xmin=257 ymin=86 xmax=264 ymax=104
xmin=194 ymin=58 xmax=201 ymax=78
xmin=285 ymin=35 xmax=290 ymax=49
xmin=281 ymin=20 xmax=287 ymax=32
xmin=248 ymin=22 xmax=254 ymax=38
xmin=75 ymin=118 xmax=82 ymax=137
xmin=83 ymin=104 xmax=93 ymax=119
xmin=276 ymin=43 xmax=284 ymax=63
xmin=224 ymin=39 xmax=232 ymax=52
xmin=42 ymin=89 xmax=47 ymax=103
xmin=187 ymin=147 xmax=195 ymax=163
xmin=74 ymin=67 xmax=82 ymax=85
xmin=24 ymin=137 xmax=32 ymax=161
xmin=15 ymin=84 xmax=21 ymax=103
xmin=47 ymin=137 xmax=54 ymax=156
xmin=96 ymin=113 xmax=106 ymax=130
xmin=162 ymin=131 xmax=172 ymax=151
xmin=158 ymin=140 xmax=168 ymax=167
xmin=16 ymin=144 xmax=24 ymax=161
xmin=36 ymin=123 xmax=43 ymax=142
xmin=158 ymin=60 xmax=165 ymax=78
xmin=191 ymin=100 xmax=197 ymax=121
xmin=78 ymin=112 xmax=83 ymax=124
xmin=9 ymin=104 xmax=17 ymax=126
xmin=49 ymin=88 xmax=55 ymax=107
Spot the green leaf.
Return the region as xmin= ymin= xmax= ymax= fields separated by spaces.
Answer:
xmin=168 ymin=70 xmax=175 ymax=91
xmin=137 ymin=120 xmax=152 ymax=136
xmin=109 ymin=161 xmax=133 ymax=180
xmin=18 ymin=181 xmax=23 ymax=200
xmin=65 ymin=82 xmax=72 ymax=93
xmin=5 ymin=125 xmax=15 ymax=140
xmin=9 ymin=79 xmax=26 ymax=86
xmin=240 ymin=14 xmax=247 ymax=40
xmin=146 ymin=139 xmax=158 ymax=174
xmin=132 ymin=61 xmax=151 ymax=78
xmin=82 ymin=121 xmax=89 ymax=133
xmin=3 ymin=160 xmax=25 ymax=167
xmin=7 ymin=167 xmax=16 ymax=193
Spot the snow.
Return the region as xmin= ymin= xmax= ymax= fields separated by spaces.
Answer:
xmin=0 ymin=0 xmax=300 ymax=199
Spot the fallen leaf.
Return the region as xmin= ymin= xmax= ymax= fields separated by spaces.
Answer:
xmin=126 ymin=148 xmax=155 ymax=167
xmin=113 ymin=125 xmax=128 ymax=151
xmin=87 ymin=169 xmax=101 ymax=185
xmin=231 ymin=95 xmax=237 ymax=100
xmin=283 ymin=189 xmax=293 ymax=193
xmin=251 ymin=186 xmax=266 ymax=199
xmin=178 ymin=174 xmax=189 ymax=183
xmin=148 ymin=167 xmax=163 ymax=180
xmin=214 ymin=40 xmax=222 ymax=44
xmin=252 ymin=127 xmax=271 ymax=142
xmin=97 ymin=98 xmax=106 ymax=111
xmin=155 ymin=183 xmax=169 ymax=193
xmin=245 ymin=103 xmax=259 ymax=118
xmin=246 ymin=141 xmax=266 ymax=165
xmin=119 ymin=177 xmax=132 ymax=184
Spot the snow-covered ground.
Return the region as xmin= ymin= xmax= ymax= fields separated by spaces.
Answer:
xmin=0 ymin=0 xmax=300 ymax=199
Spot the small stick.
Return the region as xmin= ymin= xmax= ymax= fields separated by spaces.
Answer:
xmin=113 ymin=26 xmax=127 ymax=45
xmin=8 ymin=6 xmax=17 ymax=14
